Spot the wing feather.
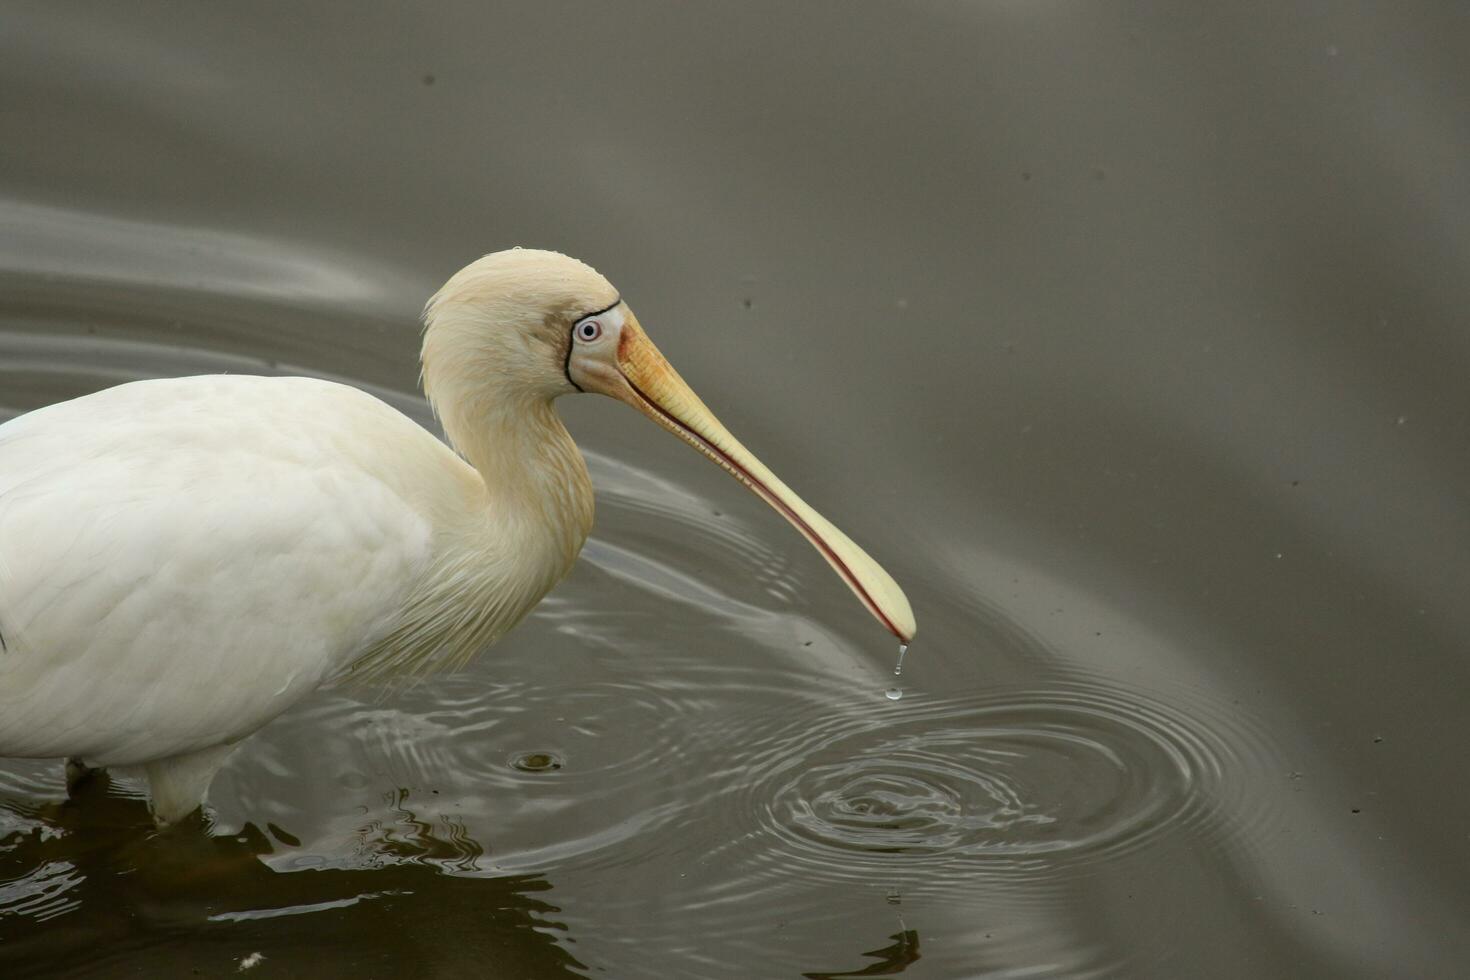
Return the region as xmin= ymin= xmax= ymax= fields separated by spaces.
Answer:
xmin=0 ymin=376 xmax=439 ymax=765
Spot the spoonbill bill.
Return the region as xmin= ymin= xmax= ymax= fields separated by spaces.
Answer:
xmin=0 ymin=248 xmax=914 ymax=826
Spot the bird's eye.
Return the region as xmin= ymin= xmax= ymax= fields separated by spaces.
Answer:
xmin=575 ymin=319 xmax=602 ymax=342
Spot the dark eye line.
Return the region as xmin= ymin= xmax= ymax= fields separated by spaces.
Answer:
xmin=565 ymin=296 xmax=622 ymax=392
xmin=577 ymin=297 xmax=622 ymax=325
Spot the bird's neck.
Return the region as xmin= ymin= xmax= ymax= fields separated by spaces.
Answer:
xmin=439 ymin=391 xmax=594 ymax=560
xmin=342 ymin=391 xmax=592 ymax=685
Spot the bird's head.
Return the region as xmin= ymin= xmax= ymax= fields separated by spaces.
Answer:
xmin=423 ymin=248 xmax=915 ymax=644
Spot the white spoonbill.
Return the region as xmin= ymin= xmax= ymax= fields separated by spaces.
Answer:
xmin=0 ymin=248 xmax=914 ymax=826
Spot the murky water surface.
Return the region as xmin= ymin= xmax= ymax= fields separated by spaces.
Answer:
xmin=4 ymin=3 xmax=1470 ymax=977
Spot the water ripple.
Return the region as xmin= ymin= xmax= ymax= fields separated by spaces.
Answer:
xmin=0 ymin=197 xmax=421 ymax=313
xmin=701 ymin=680 xmax=1276 ymax=898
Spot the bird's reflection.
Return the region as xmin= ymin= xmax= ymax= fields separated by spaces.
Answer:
xmin=0 ymin=774 xmax=584 ymax=978
xmin=803 ymin=928 xmax=922 ymax=979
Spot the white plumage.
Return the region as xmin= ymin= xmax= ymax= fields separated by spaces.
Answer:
xmin=0 ymin=248 xmax=913 ymax=826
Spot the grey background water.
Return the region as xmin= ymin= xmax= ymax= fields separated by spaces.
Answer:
xmin=2 ymin=2 xmax=1468 ymax=977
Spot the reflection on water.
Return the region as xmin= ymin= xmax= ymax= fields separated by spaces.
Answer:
xmin=0 ymin=773 xmax=583 ymax=978
xmin=803 ymin=929 xmax=921 ymax=979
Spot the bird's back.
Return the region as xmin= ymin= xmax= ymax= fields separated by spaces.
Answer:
xmin=0 ymin=375 xmax=461 ymax=765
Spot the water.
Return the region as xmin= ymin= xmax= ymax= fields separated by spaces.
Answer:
xmin=3 ymin=3 xmax=1470 ymax=977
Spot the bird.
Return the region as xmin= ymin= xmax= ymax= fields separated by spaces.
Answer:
xmin=0 ymin=248 xmax=915 ymax=827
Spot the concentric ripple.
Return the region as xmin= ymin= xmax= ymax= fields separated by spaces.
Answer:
xmin=705 ymin=680 xmax=1273 ymax=896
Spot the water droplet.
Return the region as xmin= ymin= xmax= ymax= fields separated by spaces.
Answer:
xmin=894 ymin=643 xmax=909 ymax=676
xmin=885 ymin=688 xmax=903 ymax=701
